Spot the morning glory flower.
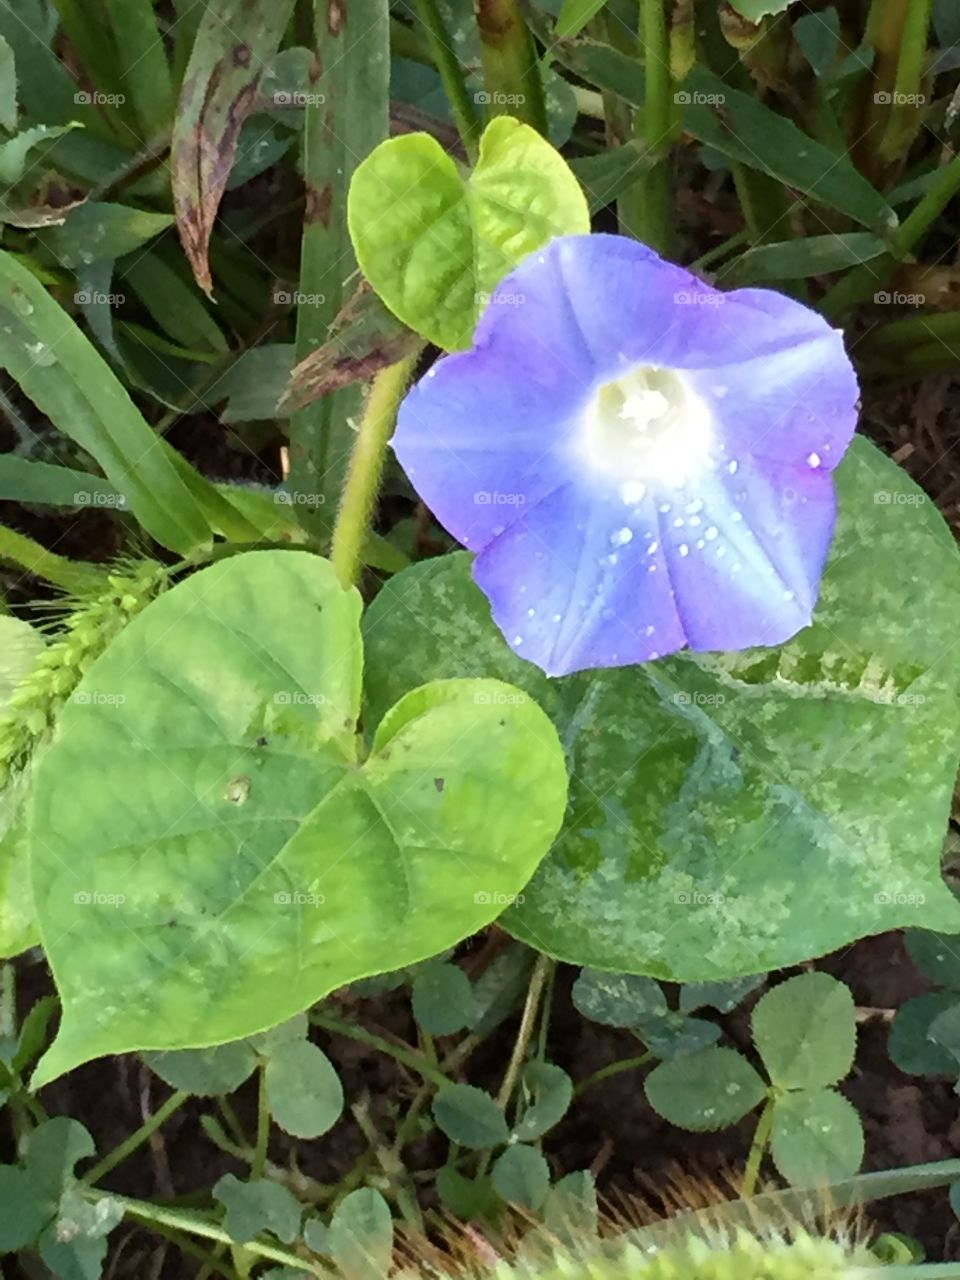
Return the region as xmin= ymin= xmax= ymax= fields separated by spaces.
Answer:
xmin=393 ymin=234 xmax=859 ymax=677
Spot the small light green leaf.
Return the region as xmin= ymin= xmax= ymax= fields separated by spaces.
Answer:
xmin=906 ymin=929 xmax=960 ymax=990
xmin=571 ymin=969 xmax=667 ymax=1026
xmin=678 ymin=975 xmax=765 ymax=1016
xmin=752 ymin=973 xmax=856 ymax=1090
xmin=143 ymin=1043 xmax=258 ymax=1097
xmin=54 ymin=1187 xmax=123 ymax=1241
xmin=327 ymin=1188 xmax=393 ymax=1280
xmin=29 ymin=552 xmax=566 ymax=1084
xmin=888 ymin=993 xmax=959 ymax=1077
xmin=348 ymin=116 xmax=590 ymax=350
xmin=433 ymin=1083 xmax=509 ymax=1149
xmin=492 ymin=1144 xmax=550 ymax=1211
xmin=770 ymin=1089 xmax=864 ymax=1186
xmin=37 ymin=203 xmax=174 ymax=270
xmin=644 ymin=1047 xmax=766 ymax=1131
xmin=412 ymin=961 xmax=477 ymax=1036
xmin=264 ymin=1039 xmax=343 ymax=1138
xmin=214 ymin=1174 xmax=302 ymax=1245
xmin=512 ymin=1061 xmax=573 ymax=1142
xmin=38 ymin=1229 xmax=107 ymax=1280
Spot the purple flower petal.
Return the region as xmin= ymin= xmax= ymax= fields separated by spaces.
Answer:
xmin=391 ymin=233 xmax=860 ymax=675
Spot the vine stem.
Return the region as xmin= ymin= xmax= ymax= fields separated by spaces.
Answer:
xmin=330 ymin=353 xmax=421 ymax=590
xmin=0 ymin=525 xmax=104 ymax=594
xmin=81 ymin=1190 xmax=328 ymax=1275
xmin=412 ymin=0 xmax=482 ymax=160
xmin=573 ymin=1053 xmax=653 ymax=1099
xmin=636 ymin=0 xmax=673 ymax=253
xmin=497 ymin=953 xmax=553 ymax=1109
xmin=310 ymin=1010 xmax=450 ymax=1087
xmin=82 ymin=1090 xmax=189 ymax=1186
xmin=741 ymin=1095 xmax=776 ymax=1198
xmin=251 ymin=1063 xmax=270 ymax=1179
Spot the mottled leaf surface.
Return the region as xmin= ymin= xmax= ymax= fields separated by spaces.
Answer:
xmin=364 ymin=439 xmax=960 ymax=979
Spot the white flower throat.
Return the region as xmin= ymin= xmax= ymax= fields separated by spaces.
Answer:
xmin=581 ymin=365 xmax=714 ymax=491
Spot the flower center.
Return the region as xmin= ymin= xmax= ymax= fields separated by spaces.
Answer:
xmin=580 ymin=365 xmax=714 ymax=491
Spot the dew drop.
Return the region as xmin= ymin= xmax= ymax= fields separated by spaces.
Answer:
xmin=620 ymin=481 xmax=647 ymax=504
xmin=727 ymin=460 xmax=738 ymax=474
xmin=807 ymin=451 xmax=821 ymax=467
xmin=611 ymin=527 xmax=634 ymax=546
xmin=705 ymin=526 xmax=718 ymax=541
xmin=679 ymin=544 xmax=689 ymax=557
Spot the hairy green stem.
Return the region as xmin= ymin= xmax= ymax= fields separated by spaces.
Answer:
xmin=741 ymin=1095 xmax=776 ymax=1197
xmin=330 ymin=354 xmax=420 ymax=589
xmin=413 ymin=0 xmax=482 ymax=159
xmin=497 ymin=953 xmax=553 ymax=1110
xmin=83 ymin=1090 xmax=189 ymax=1186
xmin=311 ymin=1010 xmax=450 ymax=1087
xmin=0 ymin=526 xmax=104 ymax=593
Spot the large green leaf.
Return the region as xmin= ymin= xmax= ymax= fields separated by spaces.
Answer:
xmin=28 ymin=551 xmax=566 ymax=1085
xmin=347 ymin=116 xmax=590 ymax=350
xmin=363 ymin=439 xmax=960 ymax=980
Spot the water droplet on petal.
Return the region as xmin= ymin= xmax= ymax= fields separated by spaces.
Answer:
xmin=807 ymin=451 xmax=821 ymax=467
xmin=611 ymin=527 xmax=633 ymax=546
xmin=727 ymin=460 xmax=738 ymax=474
xmin=679 ymin=544 xmax=689 ymax=557
xmin=705 ymin=526 xmax=718 ymax=541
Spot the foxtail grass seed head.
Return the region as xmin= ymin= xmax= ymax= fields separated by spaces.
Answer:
xmin=0 ymin=560 xmax=166 ymax=788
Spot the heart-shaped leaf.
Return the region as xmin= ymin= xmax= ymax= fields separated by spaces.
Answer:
xmin=347 ymin=116 xmax=590 ymax=350
xmin=28 ymin=551 xmax=567 ymax=1085
xmin=362 ymin=439 xmax=960 ymax=979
